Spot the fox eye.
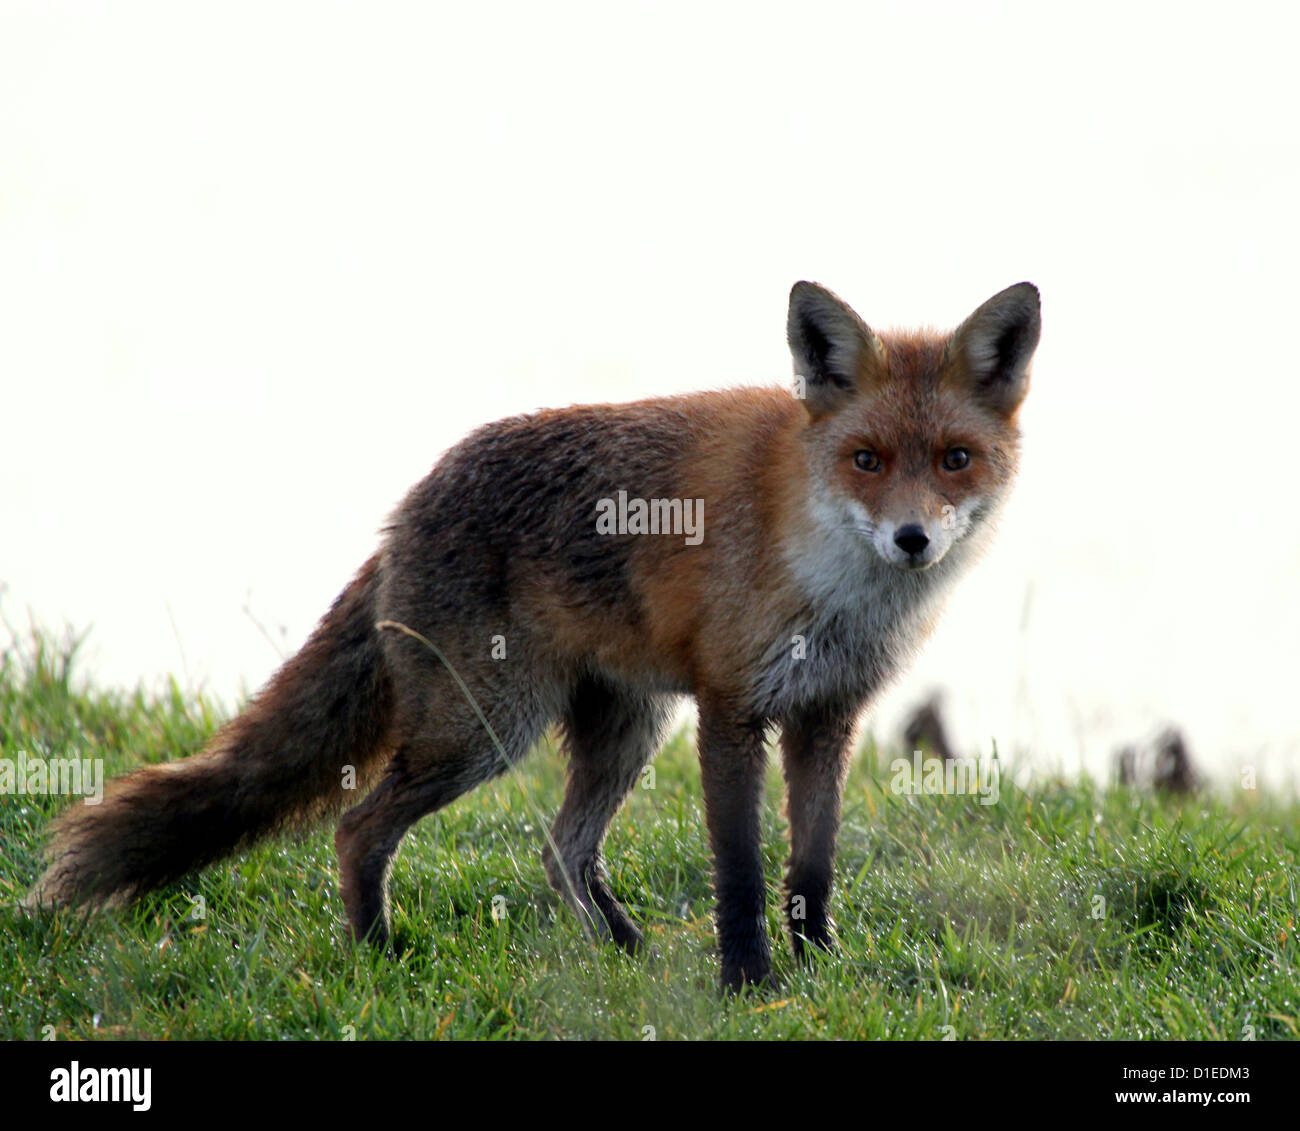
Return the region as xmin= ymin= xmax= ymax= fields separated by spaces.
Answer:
xmin=853 ymin=450 xmax=882 ymax=472
xmin=942 ymin=447 xmax=971 ymax=471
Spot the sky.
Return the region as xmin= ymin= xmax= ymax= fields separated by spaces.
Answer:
xmin=2 ymin=1 xmax=1298 ymax=790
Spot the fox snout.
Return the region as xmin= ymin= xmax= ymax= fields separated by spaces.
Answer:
xmin=893 ymin=523 xmax=929 ymax=557
xmin=875 ymin=517 xmax=950 ymax=570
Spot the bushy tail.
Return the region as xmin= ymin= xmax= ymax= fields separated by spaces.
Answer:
xmin=26 ymin=553 xmax=393 ymax=908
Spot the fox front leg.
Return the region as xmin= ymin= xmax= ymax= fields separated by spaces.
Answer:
xmin=696 ymin=699 xmax=774 ymax=992
xmin=779 ymin=705 xmax=855 ymax=958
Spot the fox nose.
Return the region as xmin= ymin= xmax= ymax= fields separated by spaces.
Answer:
xmin=894 ymin=524 xmax=930 ymax=556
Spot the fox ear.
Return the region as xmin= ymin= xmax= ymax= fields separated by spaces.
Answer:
xmin=949 ymin=282 xmax=1041 ymax=416
xmin=787 ymin=281 xmax=885 ymax=417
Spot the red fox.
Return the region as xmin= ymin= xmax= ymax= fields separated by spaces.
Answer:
xmin=28 ymin=281 xmax=1041 ymax=991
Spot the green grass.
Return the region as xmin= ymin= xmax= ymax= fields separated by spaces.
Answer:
xmin=1 ymin=626 xmax=1297 ymax=1040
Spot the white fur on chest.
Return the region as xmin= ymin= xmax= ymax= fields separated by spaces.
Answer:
xmin=751 ymin=497 xmax=965 ymax=718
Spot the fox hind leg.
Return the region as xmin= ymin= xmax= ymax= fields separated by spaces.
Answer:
xmin=334 ymin=664 xmax=549 ymax=949
xmin=334 ymin=755 xmax=446 ymax=949
xmin=544 ymin=676 xmax=676 ymax=954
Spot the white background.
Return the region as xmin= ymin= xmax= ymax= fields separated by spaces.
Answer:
xmin=3 ymin=2 xmax=1297 ymax=788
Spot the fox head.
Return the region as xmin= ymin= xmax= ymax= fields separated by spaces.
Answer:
xmin=787 ymin=280 xmax=1040 ymax=571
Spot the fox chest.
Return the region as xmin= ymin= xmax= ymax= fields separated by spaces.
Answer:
xmin=747 ymin=573 xmax=946 ymax=720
